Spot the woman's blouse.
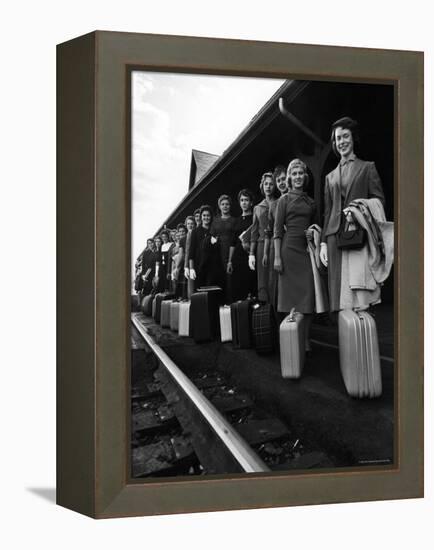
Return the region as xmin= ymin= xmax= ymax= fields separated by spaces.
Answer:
xmin=188 ymin=225 xmax=212 ymax=270
xmin=251 ymin=199 xmax=276 ymax=246
xmin=210 ymin=216 xmax=237 ymax=264
xmin=274 ymin=190 xmax=317 ymax=240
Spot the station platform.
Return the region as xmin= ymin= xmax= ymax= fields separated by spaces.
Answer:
xmin=134 ymin=310 xmax=394 ymax=469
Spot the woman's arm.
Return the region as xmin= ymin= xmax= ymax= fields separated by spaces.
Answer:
xmin=227 ymin=245 xmax=235 ymax=274
xmin=249 ymin=209 xmax=258 ymax=270
xmin=368 ymin=162 xmax=385 ymax=205
xmin=273 ymin=198 xmax=285 ymax=274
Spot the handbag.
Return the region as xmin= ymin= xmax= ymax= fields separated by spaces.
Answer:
xmin=336 ymin=217 xmax=366 ymax=250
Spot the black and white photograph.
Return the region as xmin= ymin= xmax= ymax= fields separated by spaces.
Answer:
xmin=130 ymin=71 xmax=395 ymax=479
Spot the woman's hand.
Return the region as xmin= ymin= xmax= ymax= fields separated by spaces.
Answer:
xmin=262 ymin=254 xmax=268 ymax=267
xmin=274 ymin=257 xmax=283 ymax=274
xmin=226 ymin=261 xmax=233 ymax=274
xmin=189 ymin=268 xmax=197 ymax=280
xmin=343 ymin=208 xmax=354 ymax=223
xmin=320 ymin=243 xmax=328 ymax=267
xmin=248 ymin=254 xmax=256 ymax=271
xmin=211 ymin=236 xmax=218 ymax=245
xmin=184 ymin=267 xmax=190 ymax=279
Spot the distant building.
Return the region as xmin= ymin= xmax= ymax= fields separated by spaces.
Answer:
xmin=189 ymin=150 xmax=219 ymax=191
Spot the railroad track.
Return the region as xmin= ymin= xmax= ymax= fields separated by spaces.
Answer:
xmin=131 ymin=313 xmax=333 ymax=478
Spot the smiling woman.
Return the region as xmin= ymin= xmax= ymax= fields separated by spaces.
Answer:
xmin=273 ymin=159 xmax=317 ymax=350
xmin=320 ymin=116 xmax=386 ymax=312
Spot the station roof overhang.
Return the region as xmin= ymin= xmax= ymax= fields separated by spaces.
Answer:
xmin=156 ymin=78 xmax=394 ymax=232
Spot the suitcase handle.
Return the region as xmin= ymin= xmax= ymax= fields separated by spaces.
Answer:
xmin=288 ymin=307 xmax=296 ymax=322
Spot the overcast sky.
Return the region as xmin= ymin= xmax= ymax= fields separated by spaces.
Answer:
xmin=131 ymin=71 xmax=286 ymax=267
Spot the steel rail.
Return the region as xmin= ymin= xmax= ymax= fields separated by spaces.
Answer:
xmin=131 ymin=314 xmax=270 ymax=473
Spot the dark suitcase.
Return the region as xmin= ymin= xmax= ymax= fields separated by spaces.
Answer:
xmin=141 ymin=293 xmax=154 ymax=317
xmin=231 ymin=299 xmax=253 ymax=349
xmin=252 ymin=303 xmax=276 ymax=354
xmin=160 ymin=299 xmax=173 ymax=328
xmin=153 ymin=292 xmax=175 ymax=324
xmin=191 ymin=287 xmax=223 ymax=343
xmin=338 ymin=309 xmax=382 ymax=398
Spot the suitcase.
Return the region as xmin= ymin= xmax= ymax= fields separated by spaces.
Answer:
xmin=280 ymin=308 xmax=305 ymax=379
xmin=252 ymin=303 xmax=276 ymax=354
xmin=178 ymin=300 xmax=191 ymax=337
xmin=191 ymin=287 xmax=223 ymax=343
xmin=170 ymin=300 xmax=181 ymax=331
xmin=160 ymin=299 xmax=173 ymax=328
xmin=231 ymin=299 xmax=253 ymax=349
xmin=338 ymin=309 xmax=382 ymax=398
xmin=219 ymin=305 xmax=232 ymax=343
xmin=153 ymin=292 xmax=174 ymax=324
xmin=131 ymin=293 xmax=141 ymax=312
xmin=141 ymin=293 xmax=154 ymax=317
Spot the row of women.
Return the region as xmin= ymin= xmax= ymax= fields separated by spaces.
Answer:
xmin=135 ymin=116 xmax=392 ymax=351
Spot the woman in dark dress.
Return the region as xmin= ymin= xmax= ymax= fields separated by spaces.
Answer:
xmin=151 ymin=236 xmax=163 ymax=292
xmin=188 ymin=205 xmax=224 ymax=289
xmin=183 ymin=215 xmax=196 ymax=298
xmin=194 ymin=208 xmax=201 ymax=228
xmin=274 ymin=158 xmax=317 ymax=351
xmin=266 ymin=165 xmax=288 ymax=310
xmin=135 ymin=238 xmax=155 ymax=296
xmin=249 ymin=172 xmax=278 ymax=303
xmin=170 ymin=224 xmax=186 ymax=296
xmin=210 ymin=194 xmax=237 ymax=303
xmin=231 ymin=189 xmax=257 ymax=301
xmin=158 ymin=230 xmax=173 ymax=292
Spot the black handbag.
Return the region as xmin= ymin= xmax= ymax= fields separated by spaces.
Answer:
xmin=336 ymin=217 xmax=366 ymax=250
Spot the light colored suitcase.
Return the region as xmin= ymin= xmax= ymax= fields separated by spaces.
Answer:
xmin=170 ymin=301 xmax=180 ymax=331
xmin=338 ymin=309 xmax=382 ymax=398
xmin=178 ymin=301 xmax=191 ymax=337
xmin=160 ymin=299 xmax=173 ymax=328
xmin=219 ymin=305 xmax=232 ymax=343
xmin=279 ymin=308 xmax=305 ymax=379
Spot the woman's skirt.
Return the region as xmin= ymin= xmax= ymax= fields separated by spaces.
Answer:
xmin=277 ymin=234 xmax=314 ymax=314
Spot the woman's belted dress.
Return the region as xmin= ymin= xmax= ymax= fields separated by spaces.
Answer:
xmin=251 ymin=198 xmax=276 ymax=303
xmin=274 ymin=190 xmax=316 ymax=314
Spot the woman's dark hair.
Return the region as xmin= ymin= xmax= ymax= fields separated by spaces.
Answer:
xmin=193 ymin=208 xmax=201 ymax=216
xmin=199 ymin=204 xmax=214 ymax=223
xmin=330 ymin=116 xmax=360 ymax=157
xmin=176 ymin=223 xmax=187 ymax=232
xmin=273 ymin=164 xmax=286 ymax=182
xmin=237 ymin=188 xmax=254 ymax=203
